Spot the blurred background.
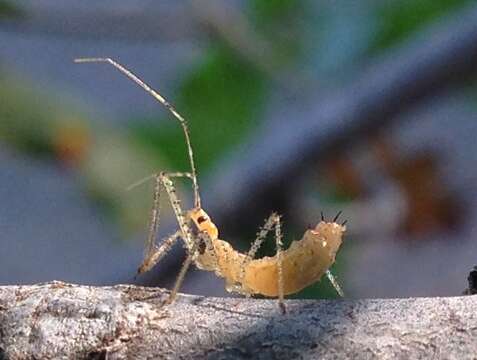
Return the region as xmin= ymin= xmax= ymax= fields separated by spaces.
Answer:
xmin=1 ymin=0 xmax=476 ymax=299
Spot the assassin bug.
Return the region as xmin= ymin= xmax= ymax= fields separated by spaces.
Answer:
xmin=74 ymin=57 xmax=346 ymax=313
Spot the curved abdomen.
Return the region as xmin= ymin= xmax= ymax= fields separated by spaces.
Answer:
xmin=209 ymin=221 xmax=344 ymax=297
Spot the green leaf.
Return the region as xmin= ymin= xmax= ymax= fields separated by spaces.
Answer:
xmin=0 ymin=0 xmax=23 ymax=19
xmin=373 ymin=0 xmax=472 ymax=51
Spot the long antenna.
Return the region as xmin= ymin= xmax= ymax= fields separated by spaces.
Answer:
xmin=74 ymin=57 xmax=201 ymax=208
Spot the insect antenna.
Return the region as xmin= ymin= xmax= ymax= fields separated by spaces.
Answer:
xmin=341 ymin=219 xmax=348 ymax=226
xmin=74 ymin=57 xmax=202 ymax=209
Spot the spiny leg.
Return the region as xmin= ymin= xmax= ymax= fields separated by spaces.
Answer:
xmin=325 ymin=269 xmax=344 ymax=297
xmin=321 ymin=211 xmax=345 ymax=297
xmin=164 ymin=240 xmax=198 ymax=305
xmin=162 ymin=227 xmax=218 ymax=306
xmin=243 ymin=212 xmax=286 ymax=313
xmin=246 ymin=212 xmax=281 ymax=259
xmin=159 ymin=172 xmax=195 ymax=250
xmin=275 ymin=215 xmax=286 ymax=314
xmin=157 ymin=171 xmax=201 ymax=304
xmin=140 ymin=174 xmax=163 ymax=272
xmin=127 ymin=171 xmax=193 ymax=192
xmin=137 ymin=171 xmax=198 ymax=305
xmin=238 ymin=213 xmax=278 ymax=295
xmin=136 ymin=171 xmax=198 ymax=305
xmin=136 ymin=172 xmax=193 ymax=276
xmin=137 ymin=231 xmax=181 ymax=276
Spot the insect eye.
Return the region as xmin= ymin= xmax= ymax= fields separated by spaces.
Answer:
xmin=197 ymin=216 xmax=207 ymax=224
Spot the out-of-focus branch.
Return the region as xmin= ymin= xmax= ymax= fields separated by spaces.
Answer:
xmin=0 ymin=1 xmax=278 ymax=76
xmin=190 ymin=0 xmax=279 ymax=78
xmin=0 ymin=1 xmax=269 ymax=51
xmin=0 ymin=3 xmax=194 ymax=42
xmin=1 ymin=282 xmax=476 ymax=359
xmin=206 ymin=4 xmax=477 ymax=232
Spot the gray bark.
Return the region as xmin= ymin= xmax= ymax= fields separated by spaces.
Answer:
xmin=1 ymin=281 xmax=476 ymax=359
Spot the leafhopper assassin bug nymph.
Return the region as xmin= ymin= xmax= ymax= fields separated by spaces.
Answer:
xmin=74 ymin=57 xmax=346 ymax=313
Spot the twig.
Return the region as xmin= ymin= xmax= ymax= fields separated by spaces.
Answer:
xmin=0 ymin=282 xmax=475 ymax=359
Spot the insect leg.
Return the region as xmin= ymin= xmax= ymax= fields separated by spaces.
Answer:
xmin=164 ymin=239 xmax=198 ymax=305
xmin=137 ymin=174 xmax=163 ymax=274
xmin=137 ymin=230 xmax=181 ymax=275
xmin=164 ymin=172 xmax=193 ymax=180
xmin=136 ymin=171 xmax=193 ymax=273
xmin=274 ymin=215 xmax=286 ymax=314
xmin=163 ymin=225 xmax=216 ymax=305
xmin=159 ymin=172 xmax=194 ymax=250
xmin=243 ymin=213 xmax=286 ymax=312
xmin=325 ymin=269 xmax=344 ymax=297
xmin=136 ymin=172 xmax=196 ymax=298
xmin=238 ymin=212 xmax=279 ymax=293
xmin=246 ymin=212 xmax=281 ymax=260
xmin=157 ymin=172 xmax=198 ymax=304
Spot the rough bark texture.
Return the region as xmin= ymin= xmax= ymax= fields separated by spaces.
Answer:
xmin=0 ymin=282 xmax=476 ymax=359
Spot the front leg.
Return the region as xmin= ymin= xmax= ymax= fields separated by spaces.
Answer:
xmin=137 ymin=231 xmax=181 ymax=275
xmin=155 ymin=172 xmax=197 ymax=304
xmin=137 ymin=171 xmax=194 ymax=273
xmin=136 ymin=171 xmax=197 ymax=306
xmin=158 ymin=172 xmax=195 ymax=250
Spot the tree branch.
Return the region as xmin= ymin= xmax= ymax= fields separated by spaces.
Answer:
xmin=0 ymin=3 xmax=194 ymax=42
xmin=1 ymin=282 xmax=476 ymax=359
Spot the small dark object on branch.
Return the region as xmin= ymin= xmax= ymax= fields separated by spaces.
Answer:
xmin=463 ymin=266 xmax=477 ymax=295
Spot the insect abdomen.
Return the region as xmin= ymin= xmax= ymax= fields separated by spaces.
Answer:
xmin=242 ymin=222 xmax=344 ymax=297
xmin=208 ymin=221 xmax=345 ymax=297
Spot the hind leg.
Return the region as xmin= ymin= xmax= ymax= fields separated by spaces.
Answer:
xmin=243 ymin=213 xmax=286 ymax=313
xmin=325 ymin=269 xmax=344 ymax=297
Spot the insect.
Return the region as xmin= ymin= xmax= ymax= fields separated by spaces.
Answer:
xmin=74 ymin=57 xmax=346 ymax=313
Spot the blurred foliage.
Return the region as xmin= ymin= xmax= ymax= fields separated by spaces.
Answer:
xmin=0 ymin=0 xmax=22 ymax=19
xmin=249 ymin=0 xmax=306 ymax=66
xmin=250 ymin=0 xmax=297 ymax=21
xmin=0 ymin=75 xmax=161 ymax=234
xmin=130 ymin=0 xmax=313 ymax=174
xmin=372 ymin=0 xmax=471 ymax=51
xmin=0 ymin=76 xmax=68 ymax=157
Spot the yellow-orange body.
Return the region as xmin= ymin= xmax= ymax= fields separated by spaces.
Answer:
xmin=190 ymin=209 xmax=345 ymax=297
